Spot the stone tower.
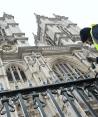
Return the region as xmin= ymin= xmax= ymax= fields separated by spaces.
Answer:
xmin=0 ymin=13 xmax=98 ymax=117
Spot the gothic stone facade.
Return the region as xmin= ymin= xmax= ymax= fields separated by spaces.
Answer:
xmin=0 ymin=13 xmax=98 ymax=117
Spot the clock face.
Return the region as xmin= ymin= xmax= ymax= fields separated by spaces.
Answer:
xmin=2 ymin=44 xmax=17 ymax=53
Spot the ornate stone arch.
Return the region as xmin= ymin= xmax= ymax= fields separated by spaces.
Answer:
xmin=47 ymin=55 xmax=93 ymax=82
xmin=5 ymin=62 xmax=26 ymax=71
xmin=48 ymin=55 xmax=89 ymax=73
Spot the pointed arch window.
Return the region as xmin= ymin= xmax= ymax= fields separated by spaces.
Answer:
xmin=6 ymin=65 xmax=27 ymax=82
xmin=52 ymin=62 xmax=87 ymax=81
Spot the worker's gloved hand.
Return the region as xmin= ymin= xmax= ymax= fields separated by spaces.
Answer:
xmin=86 ymin=57 xmax=96 ymax=63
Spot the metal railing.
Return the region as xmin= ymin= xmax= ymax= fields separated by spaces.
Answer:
xmin=0 ymin=77 xmax=98 ymax=117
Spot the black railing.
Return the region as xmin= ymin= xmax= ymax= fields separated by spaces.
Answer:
xmin=0 ymin=77 xmax=98 ymax=117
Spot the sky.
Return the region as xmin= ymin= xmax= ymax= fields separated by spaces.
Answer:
xmin=0 ymin=0 xmax=98 ymax=45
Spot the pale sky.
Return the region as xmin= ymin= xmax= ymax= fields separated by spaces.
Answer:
xmin=0 ymin=0 xmax=98 ymax=45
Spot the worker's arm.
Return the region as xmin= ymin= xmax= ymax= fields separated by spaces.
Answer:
xmin=86 ymin=57 xmax=98 ymax=63
xmin=96 ymin=57 xmax=98 ymax=63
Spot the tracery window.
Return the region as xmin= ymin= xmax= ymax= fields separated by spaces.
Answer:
xmin=52 ymin=62 xmax=87 ymax=82
xmin=6 ymin=65 xmax=27 ymax=82
xmin=46 ymin=38 xmax=55 ymax=46
xmin=46 ymin=34 xmax=56 ymax=46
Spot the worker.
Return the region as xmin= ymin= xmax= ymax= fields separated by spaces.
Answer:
xmin=80 ymin=24 xmax=98 ymax=64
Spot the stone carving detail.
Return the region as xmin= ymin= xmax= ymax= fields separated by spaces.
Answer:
xmin=2 ymin=43 xmax=16 ymax=53
xmin=7 ymin=38 xmax=17 ymax=45
xmin=2 ymin=44 xmax=12 ymax=51
xmin=25 ymin=53 xmax=37 ymax=66
xmin=26 ymin=56 xmax=36 ymax=66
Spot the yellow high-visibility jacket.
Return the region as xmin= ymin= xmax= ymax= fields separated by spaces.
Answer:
xmin=90 ymin=24 xmax=98 ymax=50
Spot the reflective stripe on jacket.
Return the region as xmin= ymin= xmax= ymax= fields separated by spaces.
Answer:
xmin=90 ymin=24 xmax=98 ymax=50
